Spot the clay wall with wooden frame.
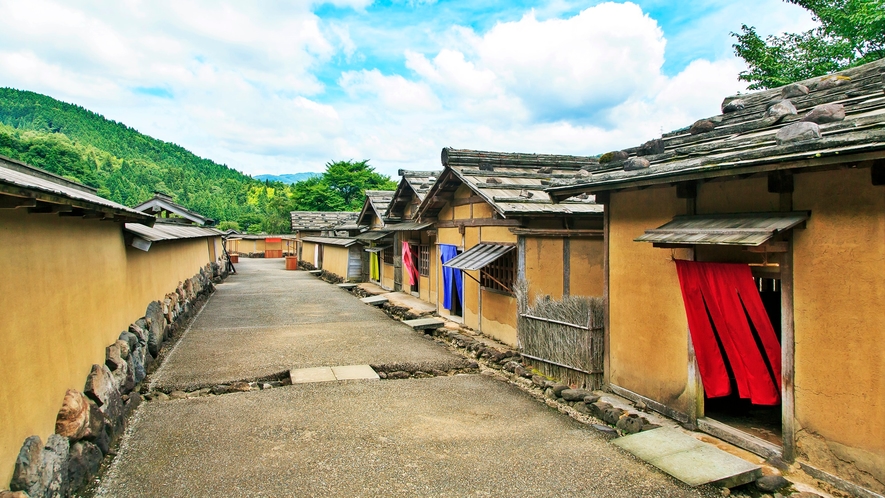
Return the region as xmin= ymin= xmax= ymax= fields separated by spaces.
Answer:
xmin=0 ymin=208 xmax=217 ymax=487
xmin=434 ymin=185 xmax=519 ymax=345
xmin=320 ymin=244 xmax=351 ymax=279
xmin=605 ymin=167 xmax=885 ymax=494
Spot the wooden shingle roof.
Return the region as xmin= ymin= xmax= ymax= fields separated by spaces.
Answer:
xmin=547 ymin=58 xmax=885 ymax=199
xmin=290 ymin=211 xmax=359 ymax=231
xmin=416 ymin=148 xmax=603 ymax=220
xmin=386 ymin=170 xmax=441 ymax=220
xmin=356 ymin=190 xmax=395 ymax=226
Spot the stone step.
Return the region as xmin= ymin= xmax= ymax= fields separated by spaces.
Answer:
xmin=612 ymin=427 xmax=762 ymax=488
xmin=289 ymin=365 xmax=379 ymax=384
xmin=360 ymin=296 xmax=388 ymax=306
xmin=307 ymin=270 xmax=322 ymax=275
xmin=337 ymin=283 xmax=358 ymax=289
xmin=402 ymin=317 xmax=446 ymax=330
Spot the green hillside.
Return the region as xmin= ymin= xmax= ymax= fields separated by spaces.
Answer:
xmin=0 ymin=87 xmax=289 ymax=231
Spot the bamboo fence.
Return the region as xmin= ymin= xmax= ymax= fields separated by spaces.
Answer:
xmin=516 ymin=279 xmax=605 ymax=389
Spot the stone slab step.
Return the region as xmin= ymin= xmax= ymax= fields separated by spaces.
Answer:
xmin=337 ymin=283 xmax=358 ymax=289
xmin=307 ymin=270 xmax=322 ymax=275
xmin=290 ymin=365 xmax=379 ymax=384
xmin=361 ymin=296 xmax=388 ymax=306
xmin=613 ymin=427 xmax=761 ymax=488
xmin=403 ymin=317 xmax=446 ymax=330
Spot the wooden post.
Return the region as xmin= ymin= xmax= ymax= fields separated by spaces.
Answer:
xmin=562 ymin=238 xmax=571 ymax=297
xmin=602 ymin=194 xmax=611 ymax=387
xmin=685 ymin=192 xmax=701 ymax=429
xmin=781 ymin=190 xmax=796 ymax=462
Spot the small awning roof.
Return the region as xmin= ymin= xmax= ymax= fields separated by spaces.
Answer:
xmin=636 ymin=212 xmax=810 ymax=247
xmin=385 ymin=221 xmax=433 ymax=231
xmin=442 ymin=244 xmax=515 ymax=271
xmin=354 ymin=231 xmax=391 ymax=241
xmin=364 ymin=245 xmax=391 ymax=253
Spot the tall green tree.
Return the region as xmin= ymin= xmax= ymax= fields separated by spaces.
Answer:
xmin=323 ymin=160 xmax=397 ymax=210
xmin=733 ymin=0 xmax=885 ymax=89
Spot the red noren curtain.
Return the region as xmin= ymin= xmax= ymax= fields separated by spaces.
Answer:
xmin=675 ymin=260 xmax=782 ymax=406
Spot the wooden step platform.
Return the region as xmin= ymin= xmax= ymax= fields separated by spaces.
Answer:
xmin=360 ymin=296 xmax=388 ymax=306
xmin=402 ymin=317 xmax=446 ymax=330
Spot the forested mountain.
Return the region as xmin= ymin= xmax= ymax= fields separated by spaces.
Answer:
xmin=0 ymin=88 xmax=396 ymax=233
xmin=255 ymin=173 xmax=319 ymax=184
xmin=0 ymin=87 xmax=289 ymax=231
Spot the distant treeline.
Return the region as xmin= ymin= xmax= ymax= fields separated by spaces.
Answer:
xmin=0 ymin=88 xmax=394 ymax=233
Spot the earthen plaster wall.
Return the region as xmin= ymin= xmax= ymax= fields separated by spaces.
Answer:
xmin=792 ymin=168 xmax=885 ymax=493
xmin=608 ymin=186 xmax=694 ymax=414
xmin=0 ymin=209 xmax=215 ymax=486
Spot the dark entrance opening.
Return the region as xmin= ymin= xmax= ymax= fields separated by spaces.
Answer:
xmin=410 ymin=243 xmax=419 ymax=294
xmin=705 ymin=276 xmax=782 ymax=446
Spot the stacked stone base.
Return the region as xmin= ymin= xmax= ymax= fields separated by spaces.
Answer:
xmin=2 ymin=262 xmax=227 ymax=498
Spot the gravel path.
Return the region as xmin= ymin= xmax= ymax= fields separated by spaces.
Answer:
xmin=96 ymin=259 xmax=718 ymax=497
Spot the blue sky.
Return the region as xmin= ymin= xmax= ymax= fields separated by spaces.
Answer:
xmin=0 ymin=0 xmax=816 ymax=176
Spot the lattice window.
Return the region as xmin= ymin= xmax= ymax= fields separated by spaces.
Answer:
xmin=481 ymin=250 xmax=516 ymax=294
xmin=383 ymin=247 xmax=394 ymax=265
xmin=418 ymin=245 xmax=430 ymax=277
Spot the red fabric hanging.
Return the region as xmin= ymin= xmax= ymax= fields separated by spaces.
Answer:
xmin=675 ymin=260 xmax=781 ymax=406
xmin=675 ymin=261 xmax=732 ymax=398
xmin=402 ymin=242 xmax=420 ymax=286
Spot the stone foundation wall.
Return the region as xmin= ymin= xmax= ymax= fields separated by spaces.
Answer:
xmin=2 ymin=262 xmax=227 ymax=498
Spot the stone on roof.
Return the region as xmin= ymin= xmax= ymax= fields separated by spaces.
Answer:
xmin=547 ymin=58 xmax=885 ymax=199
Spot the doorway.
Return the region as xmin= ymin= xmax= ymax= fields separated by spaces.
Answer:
xmin=409 ymin=243 xmax=420 ymax=296
xmin=703 ymin=274 xmax=783 ymax=446
xmin=695 ymin=246 xmax=784 ymax=448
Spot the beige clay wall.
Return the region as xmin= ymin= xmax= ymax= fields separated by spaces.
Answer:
xmin=525 ymin=237 xmax=564 ymax=303
xmin=792 ymin=168 xmax=885 ymax=492
xmin=569 ymin=238 xmax=604 ymax=297
xmin=301 ymin=241 xmax=319 ymax=267
xmin=609 ymin=187 xmax=694 ymax=414
xmin=0 ymin=209 xmax=214 ymax=486
xmin=322 ymin=245 xmax=351 ymax=279
xmin=382 ymin=262 xmax=395 ymax=290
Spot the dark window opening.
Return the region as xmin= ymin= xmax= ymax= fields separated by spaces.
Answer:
xmin=418 ymin=244 xmax=430 ymax=277
xmin=481 ymin=250 xmax=515 ymax=294
xmin=382 ymin=247 xmax=394 ymax=265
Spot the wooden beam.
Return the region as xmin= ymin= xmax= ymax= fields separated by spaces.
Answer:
xmin=676 ymin=181 xmax=697 ymax=199
xmin=871 ymin=160 xmax=885 ymax=186
xmin=451 ymin=195 xmax=485 ymax=207
xmin=768 ymin=171 xmax=794 ymax=193
xmin=435 ymin=218 xmax=522 ymax=228
xmin=508 ymin=228 xmax=603 ymax=237
xmin=28 ymin=203 xmax=73 ymax=214
xmin=746 ymin=241 xmax=789 ymax=253
xmin=0 ymin=195 xmax=37 ymax=209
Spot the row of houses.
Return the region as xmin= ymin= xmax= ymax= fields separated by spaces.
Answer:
xmin=290 ymin=59 xmax=885 ymax=496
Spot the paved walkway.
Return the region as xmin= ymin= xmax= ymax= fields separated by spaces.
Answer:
xmin=96 ymin=259 xmax=718 ymax=497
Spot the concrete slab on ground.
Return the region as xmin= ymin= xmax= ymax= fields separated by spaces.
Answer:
xmin=403 ymin=317 xmax=445 ymax=330
xmin=357 ymin=282 xmax=388 ymax=295
xmin=337 ymin=283 xmax=358 ymax=289
xmin=361 ymin=295 xmax=388 ymax=306
xmin=613 ymin=427 xmax=761 ymax=488
xmin=97 ymin=375 xmax=717 ymax=498
xmin=291 ymin=366 xmax=336 ymax=384
xmin=382 ymin=292 xmax=436 ymax=314
xmin=331 ymin=364 xmax=380 ymax=381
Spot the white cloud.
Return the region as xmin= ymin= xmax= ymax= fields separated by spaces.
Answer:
xmin=339 ymin=69 xmax=441 ymax=112
xmin=0 ymin=0 xmax=826 ymax=177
